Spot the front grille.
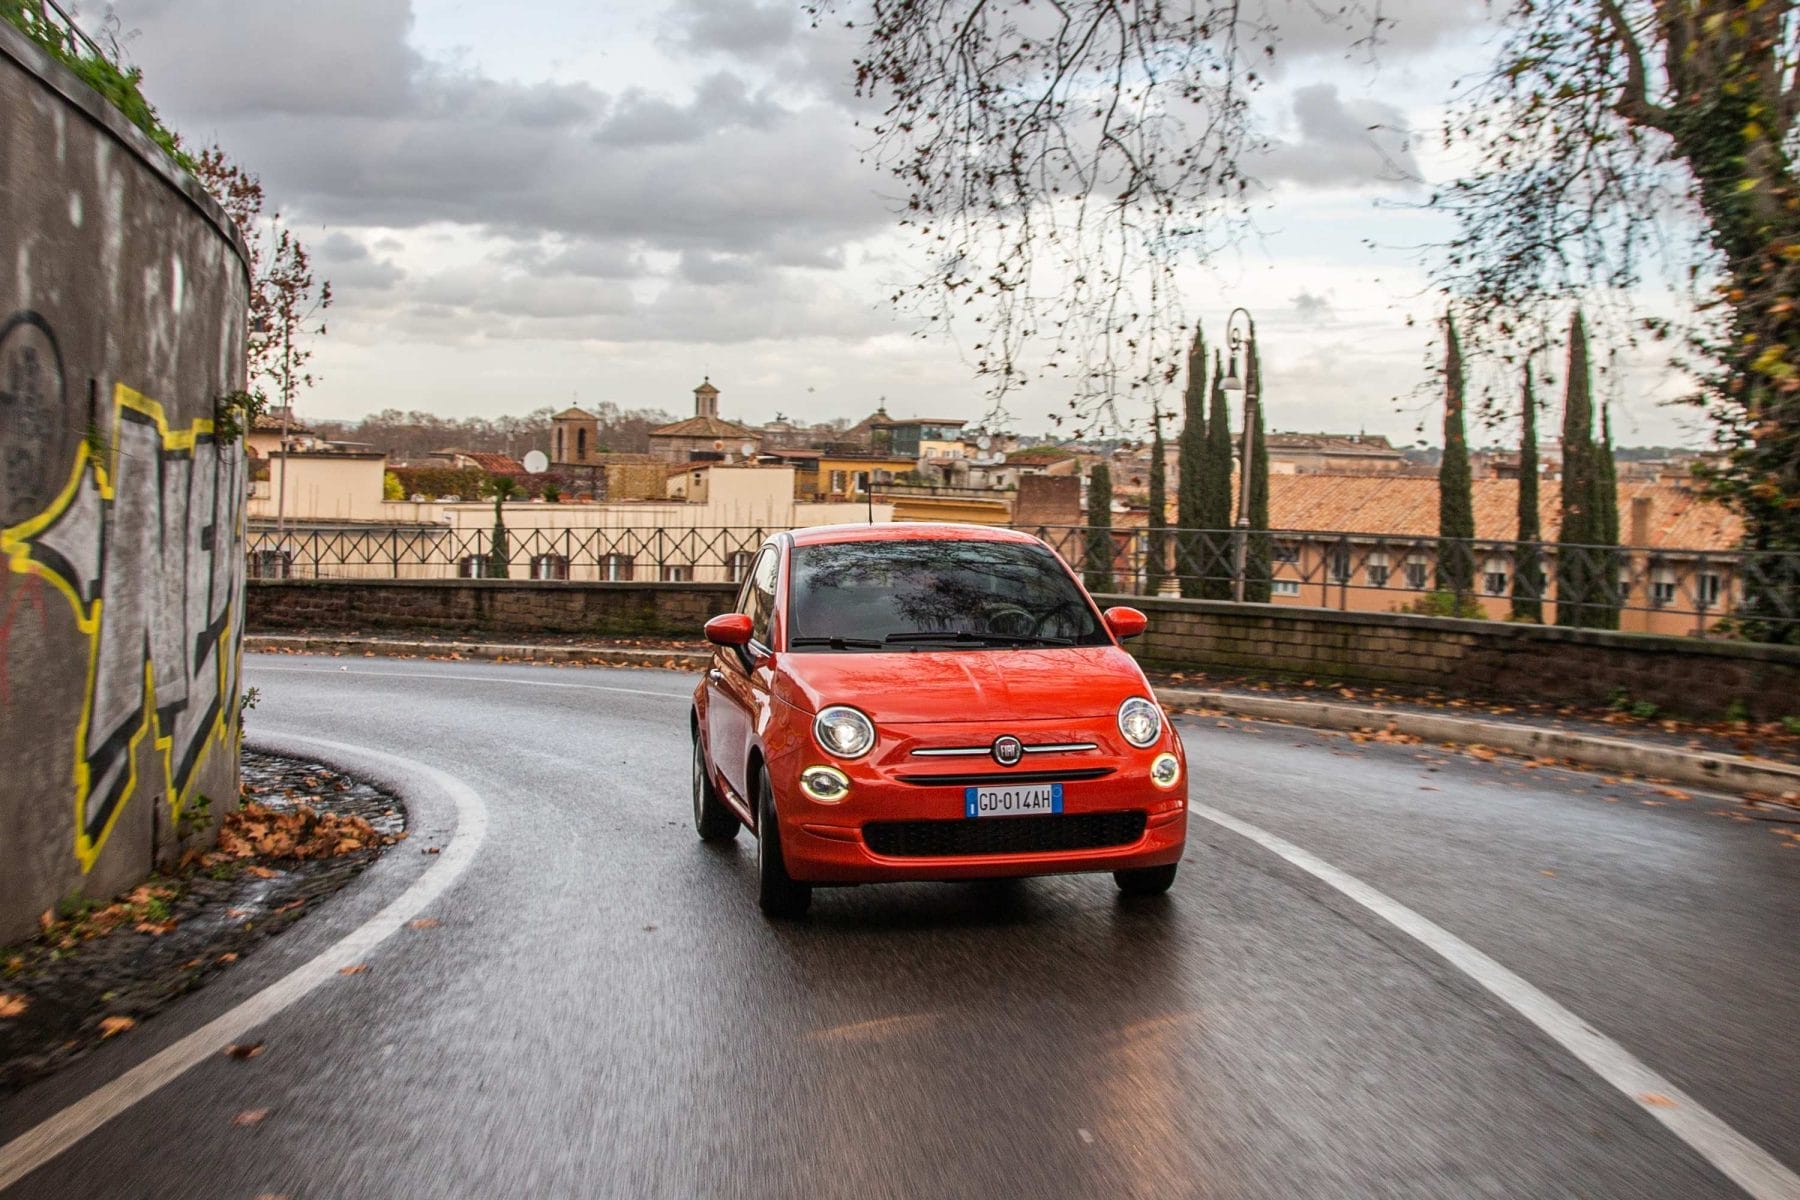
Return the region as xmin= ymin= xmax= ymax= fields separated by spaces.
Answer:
xmin=894 ymin=767 xmax=1115 ymax=787
xmin=863 ymin=810 xmax=1147 ymax=858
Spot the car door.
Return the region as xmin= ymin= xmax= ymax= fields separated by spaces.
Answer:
xmin=706 ymin=544 xmax=777 ymax=802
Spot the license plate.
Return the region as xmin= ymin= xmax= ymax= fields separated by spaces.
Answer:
xmin=965 ymin=782 xmax=1063 ymax=818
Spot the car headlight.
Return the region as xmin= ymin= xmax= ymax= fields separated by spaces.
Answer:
xmin=1117 ymin=696 xmax=1163 ymax=749
xmin=814 ymin=705 xmax=876 ymax=759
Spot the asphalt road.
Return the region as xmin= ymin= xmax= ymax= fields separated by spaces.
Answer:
xmin=1 ymin=654 xmax=1796 ymax=1200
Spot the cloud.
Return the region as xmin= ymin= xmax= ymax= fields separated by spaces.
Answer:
xmin=1291 ymin=290 xmax=1334 ymax=321
xmin=1252 ymin=84 xmax=1420 ymax=190
xmin=113 ymin=0 xmax=890 ymax=264
xmin=314 ymin=231 xmax=405 ymax=292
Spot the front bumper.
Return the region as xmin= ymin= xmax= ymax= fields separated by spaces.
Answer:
xmin=768 ymin=716 xmax=1187 ymax=884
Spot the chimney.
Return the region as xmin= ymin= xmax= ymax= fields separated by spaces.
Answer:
xmin=1629 ymin=494 xmax=1652 ymax=547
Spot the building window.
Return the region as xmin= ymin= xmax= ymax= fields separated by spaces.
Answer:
xmin=530 ymin=554 xmax=569 ymax=581
xmin=1482 ymin=558 xmax=1509 ymax=596
xmin=661 ymin=564 xmax=694 ymax=582
xmin=458 ymin=555 xmax=483 ymax=579
xmin=1327 ymin=546 xmax=1351 ymax=584
xmin=1404 ymin=558 xmax=1429 ymax=590
xmin=727 ymin=550 xmax=755 ymax=583
xmin=1698 ymin=573 xmax=1722 ymax=607
xmin=828 ymin=470 xmax=848 ymax=494
xmin=1273 ymin=542 xmax=1300 ymax=565
xmin=601 ymin=553 xmax=635 ymax=581
xmin=1649 ymin=566 xmax=1677 ymax=608
xmin=1271 ymin=579 xmax=1300 ymax=597
xmin=1366 ymin=552 xmax=1390 ymax=587
xmin=250 ymin=549 xmax=292 ymax=579
xmin=576 ymin=429 xmax=588 ymax=460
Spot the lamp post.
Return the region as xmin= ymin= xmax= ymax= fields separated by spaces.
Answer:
xmin=1220 ymin=308 xmax=1258 ymax=603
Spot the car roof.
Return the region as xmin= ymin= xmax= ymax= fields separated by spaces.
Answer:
xmin=785 ymin=522 xmax=1045 ymax=548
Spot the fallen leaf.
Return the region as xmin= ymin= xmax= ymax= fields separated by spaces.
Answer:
xmin=1467 ymin=745 xmax=1498 ymax=762
xmin=225 ymin=1042 xmax=265 ymax=1060
xmin=338 ymin=963 xmax=367 ymax=976
xmin=1640 ymin=1093 xmax=1677 ymax=1108
xmin=232 ymin=1108 xmax=270 ymax=1127
xmin=0 ymin=994 xmax=28 ymax=1019
xmin=408 ymin=918 xmax=441 ymax=929
xmin=135 ymin=920 xmax=178 ymax=936
xmin=1658 ymin=787 xmax=1692 ymax=801
xmin=1540 ymin=870 xmax=1556 ymax=877
xmin=217 ymin=952 xmax=239 ymax=964
xmin=98 ymin=1015 xmax=135 ymax=1038
xmin=244 ymin=866 xmax=279 ymax=880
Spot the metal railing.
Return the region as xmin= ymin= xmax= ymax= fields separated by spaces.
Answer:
xmin=1021 ymin=525 xmax=1799 ymax=640
xmin=245 ymin=524 xmax=770 ymax=584
xmin=244 ymin=522 xmax=1800 ymax=640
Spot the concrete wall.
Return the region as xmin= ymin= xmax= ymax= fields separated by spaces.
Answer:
xmin=247 ymin=579 xmax=738 ymax=639
xmin=1122 ymin=596 xmax=1800 ymax=722
xmin=0 ymin=26 xmax=251 ymax=939
xmin=246 ymin=580 xmax=1800 ymax=721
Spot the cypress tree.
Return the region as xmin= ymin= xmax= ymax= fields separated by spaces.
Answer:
xmin=1245 ymin=340 xmax=1272 ymax=603
xmin=1436 ymin=314 xmax=1476 ymax=597
xmin=1200 ymin=349 xmax=1235 ymax=598
xmin=1175 ymin=327 xmax=1207 ymax=597
xmin=1146 ymin=412 xmax=1168 ymax=594
xmin=485 ymin=475 xmax=516 ymax=579
xmin=1556 ymin=311 xmax=1597 ymax=627
xmin=1085 ymin=461 xmax=1114 ymax=593
xmin=1511 ymin=364 xmax=1543 ymax=622
xmin=1592 ymin=399 xmax=1622 ymax=629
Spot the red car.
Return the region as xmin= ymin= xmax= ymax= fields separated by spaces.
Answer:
xmin=690 ymin=522 xmax=1187 ymax=916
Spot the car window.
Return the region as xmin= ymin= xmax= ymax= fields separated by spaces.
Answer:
xmin=746 ymin=546 xmax=778 ymax=647
xmin=787 ymin=539 xmax=1107 ymax=650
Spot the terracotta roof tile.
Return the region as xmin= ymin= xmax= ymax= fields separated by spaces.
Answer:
xmin=1264 ymin=474 xmax=1740 ymax=549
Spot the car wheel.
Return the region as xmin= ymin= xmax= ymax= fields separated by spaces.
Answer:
xmin=1113 ymin=863 xmax=1178 ymax=897
xmin=755 ymin=767 xmax=811 ymax=918
xmin=693 ymin=734 xmax=740 ymax=842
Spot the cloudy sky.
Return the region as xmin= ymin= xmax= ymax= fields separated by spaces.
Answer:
xmin=109 ymin=0 xmax=1711 ymax=447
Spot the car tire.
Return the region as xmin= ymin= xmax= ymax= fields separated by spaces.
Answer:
xmin=693 ymin=733 xmax=740 ymax=842
xmin=1113 ymin=863 xmax=1178 ymax=897
xmin=755 ymin=767 xmax=811 ymax=918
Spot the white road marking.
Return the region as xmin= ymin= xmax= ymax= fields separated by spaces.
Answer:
xmin=0 ymin=737 xmax=490 ymax=1194
xmin=248 ymin=663 xmax=691 ymax=698
xmin=1190 ymin=800 xmax=1800 ymax=1200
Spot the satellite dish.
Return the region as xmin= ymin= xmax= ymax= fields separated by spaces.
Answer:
xmin=523 ymin=450 xmax=549 ymax=474
xmin=739 ymin=441 xmax=755 ymax=459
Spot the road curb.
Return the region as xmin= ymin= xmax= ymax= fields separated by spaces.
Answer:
xmin=245 ymin=634 xmax=710 ymax=668
xmin=1160 ymin=687 xmax=1800 ymax=800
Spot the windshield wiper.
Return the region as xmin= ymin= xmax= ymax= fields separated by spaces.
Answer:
xmin=883 ymin=630 xmax=1074 ymax=647
xmin=788 ymin=635 xmax=885 ymax=650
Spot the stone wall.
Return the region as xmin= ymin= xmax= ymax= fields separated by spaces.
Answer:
xmin=248 ymin=580 xmax=738 ymax=639
xmin=0 ymin=26 xmax=251 ymax=939
xmin=246 ymin=579 xmax=1800 ymax=722
xmin=1122 ymin=596 xmax=1800 ymax=721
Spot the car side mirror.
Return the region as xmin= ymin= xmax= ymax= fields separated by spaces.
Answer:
xmin=1103 ymin=606 xmax=1147 ymax=641
xmin=704 ymin=613 xmax=753 ymax=647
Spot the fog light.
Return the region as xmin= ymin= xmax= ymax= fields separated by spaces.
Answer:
xmin=1149 ymin=753 xmax=1181 ymax=789
xmin=800 ymin=765 xmax=852 ymax=802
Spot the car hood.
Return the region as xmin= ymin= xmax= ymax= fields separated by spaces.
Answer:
xmin=774 ymin=645 xmax=1151 ymax=723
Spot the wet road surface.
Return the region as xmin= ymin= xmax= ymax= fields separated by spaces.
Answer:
xmin=1 ymin=654 xmax=1796 ymax=1199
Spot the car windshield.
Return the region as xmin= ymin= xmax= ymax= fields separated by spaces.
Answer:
xmin=786 ymin=538 xmax=1109 ymax=650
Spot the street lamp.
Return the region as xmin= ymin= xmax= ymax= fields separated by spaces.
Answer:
xmin=1221 ymin=308 xmax=1258 ymax=603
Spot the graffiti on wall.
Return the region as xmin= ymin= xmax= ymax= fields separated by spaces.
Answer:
xmin=1 ymin=318 xmax=244 ymax=870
